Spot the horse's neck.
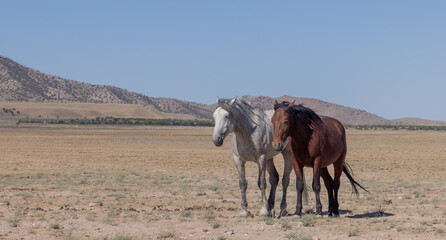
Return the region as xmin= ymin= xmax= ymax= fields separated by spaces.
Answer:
xmin=290 ymin=121 xmax=314 ymax=146
xmin=233 ymin=113 xmax=260 ymax=141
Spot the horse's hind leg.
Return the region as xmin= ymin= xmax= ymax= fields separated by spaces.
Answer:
xmin=266 ymin=158 xmax=279 ymax=217
xmin=321 ymin=167 xmax=334 ymax=216
xmin=332 ymin=152 xmax=346 ymax=217
xmin=233 ymin=154 xmax=249 ymax=217
xmin=312 ymin=157 xmax=323 ymax=215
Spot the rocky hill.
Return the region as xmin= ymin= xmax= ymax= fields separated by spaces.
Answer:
xmin=2 ymin=55 xmax=445 ymax=125
xmin=0 ymin=55 xmax=212 ymax=119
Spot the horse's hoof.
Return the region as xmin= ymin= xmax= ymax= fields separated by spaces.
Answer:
xmin=239 ymin=211 xmax=248 ymax=218
xmin=239 ymin=211 xmax=253 ymax=218
xmin=280 ymin=209 xmax=288 ymax=217
xmin=292 ymin=214 xmax=302 ymax=219
xmin=259 ymin=208 xmax=269 ymax=218
xmin=332 ymin=213 xmax=340 ymax=218
xmin=267 ymin=209 xmax=275 ymax=218
xmin=315 ymin=214 xmax=323 ymax=218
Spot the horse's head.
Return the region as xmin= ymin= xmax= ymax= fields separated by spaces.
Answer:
xmin=212 ymin=97 xmax=236 ymax=146
xmin=271 ymin=100 xmax=294 ymax=151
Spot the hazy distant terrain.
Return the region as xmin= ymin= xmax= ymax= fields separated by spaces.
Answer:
xmin=1 ymin=55 xmax=445 ymax=126
xmin=0 ymin=55 xmax=212 ymax=119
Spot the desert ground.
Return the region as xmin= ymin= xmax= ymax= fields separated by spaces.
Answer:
xmin=0 ymin=123 xmax=445 ymax=240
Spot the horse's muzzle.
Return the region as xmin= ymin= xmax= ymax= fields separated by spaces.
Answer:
xmin=273 ymin=142 xmax=283 ymax=151
xmin=213 ymin=136 xmax=224 ymax=146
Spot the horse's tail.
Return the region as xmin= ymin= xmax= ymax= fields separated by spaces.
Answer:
xmin=343 ymin=163 xmax=369 ymax=196
xmin=302 ymin=169 xmax=309 ymax=204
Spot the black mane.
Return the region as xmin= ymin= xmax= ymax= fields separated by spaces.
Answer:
xmin=274 ymin=101 xmax=322 ymax=131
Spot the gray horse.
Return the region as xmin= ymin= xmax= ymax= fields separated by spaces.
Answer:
xmin=212 ymin=97 xmax=306 ymax=217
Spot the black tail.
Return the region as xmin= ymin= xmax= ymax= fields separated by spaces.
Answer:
xmin=343 ymin=163 xmax=369 ymax=196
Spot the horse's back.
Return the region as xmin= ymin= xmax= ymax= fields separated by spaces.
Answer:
xmin=321 ymin=116 xmax=345 ymax=138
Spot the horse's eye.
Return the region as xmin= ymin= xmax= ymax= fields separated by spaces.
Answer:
xmin=284 ymin=121 xmax=288 ymax=125
xmin=225 ymin=115 xmax=229 ymax=119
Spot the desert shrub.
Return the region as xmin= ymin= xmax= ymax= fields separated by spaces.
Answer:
xmin=157 ymin=231 xmax=175 ymax=239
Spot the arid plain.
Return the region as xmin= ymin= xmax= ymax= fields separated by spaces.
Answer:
xmin=0 ymin=123 xmax=445 ymax=240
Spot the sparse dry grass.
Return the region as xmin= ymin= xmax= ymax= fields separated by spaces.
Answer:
xmin=0 ymin=124 xmax=445 ymax=239
xmin=0 ymin=101 xmax=169 ymax=119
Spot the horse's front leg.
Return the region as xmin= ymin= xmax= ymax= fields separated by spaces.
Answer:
xmin=279 ymin=149 xmax=293 ymax=217
xmin=257 ymin=155 xmax=268 ymax=217
xmin=233 ymin=154 xmax=249 ymax=217
xmin=290 ymin=157 xmax=304 ymax=217
xmin=266 ymin=158 xmax=279 ymax=217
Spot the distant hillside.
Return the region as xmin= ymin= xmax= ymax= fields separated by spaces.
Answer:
xmin=2 ymin=54 xmax=445 ymax=125
xmin=0 ymin=55 xmax=213 ymax=119
xmin=391 ymin=118 xmax=446 ymax=126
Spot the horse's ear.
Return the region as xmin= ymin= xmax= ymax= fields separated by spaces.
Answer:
xmin=217 ymin=97 xmax=225 ymax=108
xmin=230 ymin=97 xmax=237 ymax=106
xmin=274 ymin=100 xmax=278 ymax=106
xmin=289 ymin=100 xmax=295 ymax=107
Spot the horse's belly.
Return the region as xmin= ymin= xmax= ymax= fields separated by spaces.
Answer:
xmin=300 ymin=158 xmax=315 ymax=167
xmin=319 ymin=149 xmax=344 ymax=167
xmin=235 ymin=149 xmax=259 ymax=162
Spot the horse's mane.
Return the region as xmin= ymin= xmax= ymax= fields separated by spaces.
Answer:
xmin=236 ymin=98 xmax=258 ymax=114
xmin=219 ymin=98 xmax=259 ymax=115
xmin=219 ymin=98 xmax=269 ymax=127
xmin=274 ymin=101 xmax=322 ymax=135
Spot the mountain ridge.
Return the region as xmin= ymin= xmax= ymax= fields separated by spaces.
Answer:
xmin=0 ymin=55 xmax=212 ymax=119
xmin=1 ymin=55 xmax=445 ymax=126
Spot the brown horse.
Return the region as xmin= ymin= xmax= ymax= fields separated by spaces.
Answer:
xmin=271 ymin=100 xmax=368 ymax=217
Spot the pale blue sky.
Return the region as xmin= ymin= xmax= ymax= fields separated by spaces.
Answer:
xmin=1 ymin=1 xmax=445 ymax=120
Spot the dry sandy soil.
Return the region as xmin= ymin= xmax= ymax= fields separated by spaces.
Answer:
xmin=0 ymin=124 xmax=445 ymax=240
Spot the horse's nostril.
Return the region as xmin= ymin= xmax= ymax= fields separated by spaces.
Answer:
xmin=214 ymin=136 xmax=224 ymax=146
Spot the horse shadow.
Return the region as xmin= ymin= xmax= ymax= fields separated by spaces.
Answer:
xmin=302 ymin=209 xmax=352 ymax=215
xmin=347 ymin=211 xmax=394 ymax=218
xmin=297 ymin=209 xmax=394 ymax=218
